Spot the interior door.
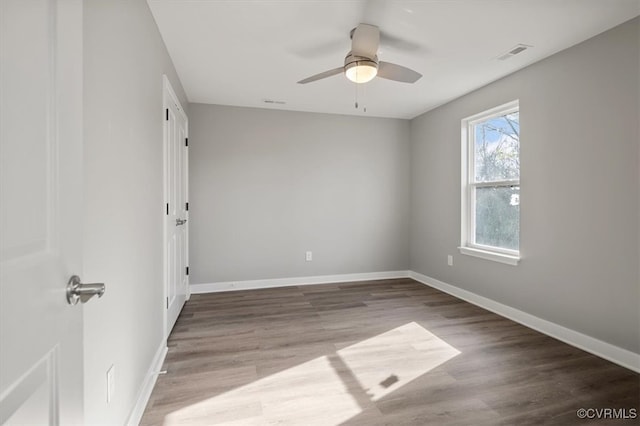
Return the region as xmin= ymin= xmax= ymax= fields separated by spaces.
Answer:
xmin=164 ymin=76 xmax=189 ymax=335
xmin=0 ymin=0 xmax=85 ymax=424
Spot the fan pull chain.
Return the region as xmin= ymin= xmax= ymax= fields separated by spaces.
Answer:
xmin=363 ymin=82 xmax=367 ymax=113
xmin=353 ymin=83 xmax=368 ymax=112
xmin=354 ymin=73 xmax=359 ymax=109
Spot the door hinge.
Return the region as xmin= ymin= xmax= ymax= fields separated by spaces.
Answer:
xmin=185 ymin=137 xmax=188 ymax=147
xmin=185 ymin=202 xmax=189 ymax=211
xmin=166 ymin=203 xmax=169 ymax=215
xmin=165 ymin=108 xmax=169 ymax=121
xmin=186 ymin=266 xmax=189 ymax=276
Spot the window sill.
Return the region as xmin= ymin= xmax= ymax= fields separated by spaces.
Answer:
xmin=458 ymin=246 xmax=520 ymax=266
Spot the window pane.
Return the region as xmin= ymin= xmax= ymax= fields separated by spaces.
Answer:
xmin=475 ymin=186 xmax=519 ymax=250
xmin=474 ymin=112 xmax=519 ymax=182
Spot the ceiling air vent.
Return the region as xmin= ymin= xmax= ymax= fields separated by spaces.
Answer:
xmin=497 ymin=44 xmax=532 ymax=61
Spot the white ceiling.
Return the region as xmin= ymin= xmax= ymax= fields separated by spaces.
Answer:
xmin=148 ymin=0 xmax=639 ymax=119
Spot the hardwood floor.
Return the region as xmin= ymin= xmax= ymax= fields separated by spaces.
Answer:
xmin=140 ymin=278 xmax=639 ymax=425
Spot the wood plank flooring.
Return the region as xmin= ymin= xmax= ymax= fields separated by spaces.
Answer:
xmin=140 ymin=278 xmax=639 ymax=425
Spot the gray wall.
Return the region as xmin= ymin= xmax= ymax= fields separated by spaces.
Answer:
xmin=83 ymin=0 xmax=188 ymax=424
xmin=410 ymin=18 xmax=639 ymax=353
xmin=189 ymin=104 xmax=410 ymax=283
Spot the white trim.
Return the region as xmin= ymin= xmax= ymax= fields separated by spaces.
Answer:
xmin=472 ymin=180 xmax=519 ymax=188
xmin=465 ymin=100 xmax=519 ymax=124
xmin=190 ymin=271 xmax=411 ymax=294
xmin=126 ymin=343 xmax=168 ymax=426
xmin=409 ymin=271 xmax=640 ymax=373
xmin=459 ymin=246 xmax=520 ymax=265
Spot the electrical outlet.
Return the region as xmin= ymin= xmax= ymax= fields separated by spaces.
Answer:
xmin=305 ymin=251 xmax=313 ymax=261
xmin=447 ymin=255 xmax=453 ymax=266
xmin=106 ymin=364 xmax=115 ymax=404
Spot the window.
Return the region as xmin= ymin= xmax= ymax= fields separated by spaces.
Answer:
xmin=460 ymin=100 xmax=520 ymax=265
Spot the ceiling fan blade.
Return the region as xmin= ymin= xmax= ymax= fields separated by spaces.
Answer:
xmin=351 ymin=23 xmax=379 ymax=58
xmin=377 ymin=61 xmax=422 ymax=83
xmin=297 ymin=67 xmax=344 ymax=84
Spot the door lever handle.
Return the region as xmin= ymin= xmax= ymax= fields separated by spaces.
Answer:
xmin=176 ymin=218 xmax=187 ymax=226
xmin=66 ymin=275 xmax=105 ymax=305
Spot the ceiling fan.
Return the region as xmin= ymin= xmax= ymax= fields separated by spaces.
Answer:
xmin=297 ymin=23 xmax=422 ymax=85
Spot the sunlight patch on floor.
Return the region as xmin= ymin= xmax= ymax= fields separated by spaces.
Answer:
xmin=337 ymin=321 xmax=461 ymax=401
xmin=163 ymin=322 xmax=459 ymax=425
xmin=163 ymin=355 xmax=361 ymax=425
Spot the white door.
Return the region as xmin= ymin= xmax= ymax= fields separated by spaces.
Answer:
xmin=0 ymin=0 xmax=87 ymax=424
xmin=163 ymin=76 xmax=189 ymax=335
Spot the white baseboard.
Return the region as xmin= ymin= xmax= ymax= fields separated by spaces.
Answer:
xmin=409 ymin=271 xmax=640 ymax=373
xmin=190 ymin=270 xmax=410 ymax=294
xmin=126 ymin=342 xmax=168 ymax=426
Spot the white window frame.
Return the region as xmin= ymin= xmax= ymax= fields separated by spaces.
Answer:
xmin=460 ymin=100 xmax=520 ymax=266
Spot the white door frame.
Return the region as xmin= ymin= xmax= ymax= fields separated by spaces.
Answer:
xmin=162 ymin=75 xmax=189 ymax=339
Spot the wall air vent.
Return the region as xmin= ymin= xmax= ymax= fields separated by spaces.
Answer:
xmin=497 ymin=44 xmax=532 ymax=61
xmin=263 ymin=99 xmax=286 ymax=105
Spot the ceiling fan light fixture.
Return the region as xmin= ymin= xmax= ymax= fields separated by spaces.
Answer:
xmin=345 ymin=60 xmax=378 ymax=83
xmin=297 ymin=25 xmax=421 ymax=85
